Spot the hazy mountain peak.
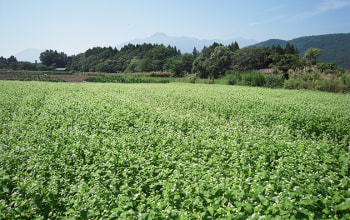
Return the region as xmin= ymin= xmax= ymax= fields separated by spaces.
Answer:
xmin=151 ymin=32 xmax=168 ymax=38
xmin=117 ymin=33 xmax=258 ymax=53
xmin=15 ymin=48 xmax=44 ymax=63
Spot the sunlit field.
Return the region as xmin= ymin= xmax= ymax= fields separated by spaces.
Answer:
xmin=1 ymin=81 xmax=349 ymax=219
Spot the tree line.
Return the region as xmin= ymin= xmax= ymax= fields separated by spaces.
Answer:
xmin=0 ymin=50 xmax=67 ymax=71
xmin=1 ymin=42 xmax=337 ymax=78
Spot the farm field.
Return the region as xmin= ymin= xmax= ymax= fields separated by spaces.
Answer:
xmin=0 ymin=81 xmax=349 ymax=219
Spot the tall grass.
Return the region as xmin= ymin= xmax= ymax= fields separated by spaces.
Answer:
xmin=285 ymin=69 xmax=350 ymax=93
xmin=224 ymin=69 xmax=350 ymax=93
xmin=226 ymin=71 xmax=284 ymax=88
xmin=86 ymin=75 xmax=170 ymax=83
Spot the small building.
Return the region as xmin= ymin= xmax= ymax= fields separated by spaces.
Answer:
xmin=54 ymin=68 xmax=68 ymax=72
xmin=259 ymin=68 xmax=275 ymax=74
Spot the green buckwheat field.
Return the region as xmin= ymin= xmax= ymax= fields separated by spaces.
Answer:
xmin=0 ymin=81 xmax=349 ymax=219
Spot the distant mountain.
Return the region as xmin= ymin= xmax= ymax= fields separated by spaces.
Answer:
xmin=15 ymin=48 xmax=44 ymax=63
xmin=117 ymin=32 xmax=258 ymax=53
xmin=254 ymin=33 xmax=350 ymax=69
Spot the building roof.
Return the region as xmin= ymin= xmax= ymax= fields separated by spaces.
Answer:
xmin=259 ymin=68 xmax=274 ymax=74
xmin=54 ymin=68 xmax=67 ymax=71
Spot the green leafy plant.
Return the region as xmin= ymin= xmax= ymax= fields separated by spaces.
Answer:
xmin=0 ymin=81 xmax=349 ymax=219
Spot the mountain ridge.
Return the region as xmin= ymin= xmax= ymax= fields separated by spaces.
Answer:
xmin=116 ymin=32 xmax=258 ymax=53
xmin=254 ymin=33 xmax=350 ymax=69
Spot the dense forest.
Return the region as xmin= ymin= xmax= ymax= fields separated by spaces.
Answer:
xmin=65 ymin=41 xmax=305 ymax=78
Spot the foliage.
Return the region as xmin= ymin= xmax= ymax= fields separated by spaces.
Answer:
xmin=163 ymin=56 xmax=186 ymax=77
xmin=285 ymin=68 xmax=350 ymax=93
xmin=304 ymin=48 xmax=322 ymax=66
xmin=39 ymin=50 xmax=68 ymax=69
xmin=129 ymin=71 xmax=174 ymax=77
xmin=227 ymin=71 xmax=284 ymax=88
xmin=67 ymin=44 xmax=180 ymax=74
xmin=86 ymin=75 xmax=170 ymax=83
xmin=192 ymin=47 xmax=199 ymax=59
xmin=0 ymin=56 xmax=39 ymax=71
xmin=192 ymin=42 xmax=223 ymax=78
xmin=317 ymin=62 xmax=339 ymax=74
xmin=0 ymin=70 xmax=74 ymax=76
xmin=228 ymin=41 xmax=240 ymax=52
xmin=6 ymin=77 xmax=66 ymax=82
xmin=1 ymin=34 xmax=349 ymax=93
xmin=1 ymin=81 xmax=349 ymax=219
xmin=232 ymin=46 xmax=272 ymax=72
xmin=206 ymin=46 xmax=234 ymax=78
xmin=269 ymin=54 xmax=302 ymax=74
xmin=193 ymin=44 xmax=301 ymax=78
xmin=0 ymin=56 xmax=17 ymax=68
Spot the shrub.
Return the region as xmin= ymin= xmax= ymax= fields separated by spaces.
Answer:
xmin=129 ymin=71 xmax=174 ymax=77
xmin=86 ymin=75 xmax=170 ymax=83
xmin=227 ymin=71 xmax=243 ymax=85
xmin=284 ymin=78 xmax=310 ymax=90
xmin=341 ymin=74 xmax=350 ymax=93
xmin=189 ymin=76 xmax=196 ymax=83
xmin=265 ymin=74 xmax=284 ymax=88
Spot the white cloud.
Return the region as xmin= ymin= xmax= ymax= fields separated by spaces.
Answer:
xmin=248 ymin=16 xmax=286 ymax=27
xmin=318 ymin=0 xmax=350 ymax=12
xmin=298 ymin=0 xmax=350 ymax=18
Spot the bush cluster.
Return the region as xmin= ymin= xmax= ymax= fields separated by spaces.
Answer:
xmin=129 ymin=71 xmax=174 ymax=77
xmin=225 ymin=69 xmax=350 ymax=93
xmin=227 ymin=71 xmax=284 ymax=88
xmin=285 ymin=68 xmax=350 ymax=93
xmin=86 ymin=75 xmax=170 ymax=83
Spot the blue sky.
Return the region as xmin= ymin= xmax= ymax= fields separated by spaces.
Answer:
xmin=0 ymin=0 xmax=349 ymax=57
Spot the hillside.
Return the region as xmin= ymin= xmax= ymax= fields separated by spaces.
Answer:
xmin=255 ymin=33 xmax=350 ymax=69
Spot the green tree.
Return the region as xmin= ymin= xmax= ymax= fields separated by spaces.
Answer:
xmin=192 ymin=47 xmax=199 ymax=59
xmin=7 ymin=55 xmax=17 ymax=63
xmin=0 ymin=56 xmax=18 ymax=69
xmin=140 ymin=57 xmax=155 ymax=72
xmin=0 ymin=56 xmax=7 ymax=69
xmin=232 ymin=46 xmax=272 ymax=71
xmin=39 ymin=50 xmax=67 ymax=68
xmin=285 ymin=43 xmax=298 ymax=55
xmin=96 ymin=59 xmax=118 ymax=73
xmin=275 ymin=45 xmax=285 ymax=55
xmin=207 ymin=46 xmax=234 ymax=78
xmin=192 ymin=57 xmax=210 ymax=78
xmin=317 ymin=62 xmax=337 ymax=73
xmin=163 ymin=53 xmax=194 ymax=77
xmin=181 ymin=53 xmax=194 ymax=74
xmin=192 ymin=42 xmax=223 ymax=78
xmin=163 ymin=56 xmax=184 ymax=76
xmin=304 ymin=48 xmax=322 ymax=65
xmin=16 ymin=62 xmax=37 ymax=71
xmin=125 ymin=58 xmax=143 ymax=73
xmin=269 ymin=54 xmax=302 ymax=78
xmin=228 ymin=41 xmax=239 ymax=52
